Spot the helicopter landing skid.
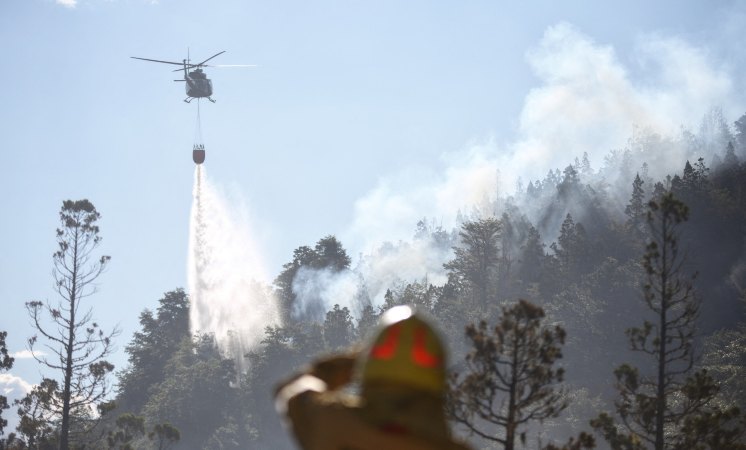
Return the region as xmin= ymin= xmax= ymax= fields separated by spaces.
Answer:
xmin=183 ymin=97 xmax=215 ymax=103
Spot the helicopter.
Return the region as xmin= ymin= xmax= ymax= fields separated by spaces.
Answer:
xmin=132 ymin=50 xmax=254 ymax=164
xmin=131 ymin=50 xmax=253 ymax=103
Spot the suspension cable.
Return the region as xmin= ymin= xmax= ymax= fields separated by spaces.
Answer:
xmin=194 ymin=98 xmax=204 ymax=149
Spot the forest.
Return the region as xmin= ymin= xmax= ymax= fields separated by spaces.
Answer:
xmin=1 ymin=109 xmax=746 ymax=449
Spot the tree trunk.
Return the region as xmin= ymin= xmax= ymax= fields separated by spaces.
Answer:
xmin=655 ymin=215 xmax=668 ymax=450
xmin=59 ymin=231 xmax=80 ymax=450
xmin=505 ymin=335 xmax=519 ymax=450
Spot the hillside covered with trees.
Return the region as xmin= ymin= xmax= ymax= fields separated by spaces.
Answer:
xmin=2 ymin=110 xmax=746 ymax=449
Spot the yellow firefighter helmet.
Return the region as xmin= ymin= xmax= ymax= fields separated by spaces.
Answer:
xmin=360 ymin=306 xmax=446 ymax=395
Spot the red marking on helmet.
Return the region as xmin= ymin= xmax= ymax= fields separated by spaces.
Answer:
xmin=412 ymin=327 xmax=440 ymax=368
xmin=371 ymin=324 xmax=401 ymax=359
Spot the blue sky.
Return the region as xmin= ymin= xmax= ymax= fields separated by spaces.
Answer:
xmin=1 ymin=0 xmax=745 ymax=428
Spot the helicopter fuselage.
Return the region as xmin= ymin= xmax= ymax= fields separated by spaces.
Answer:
xmin=184 ymin=69 xmax=213 ymax=99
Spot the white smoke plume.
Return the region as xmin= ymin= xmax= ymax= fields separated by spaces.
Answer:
xmin=290 ymin=233 xmax=456 ymax=318
xmin=334 ymin=22 xmax=744 ymax=312
xmin=509 ymin=23 xmax=737 ymax=186
xmin=345 ymin=145 xmax=499 ymax=254
xmin=188 ymin=166 xmax=282 ymax=365
xmin=292 ymin=267 xmax=360 ymax=320
xmin=354 ymin=234 xmax=455 ymax=305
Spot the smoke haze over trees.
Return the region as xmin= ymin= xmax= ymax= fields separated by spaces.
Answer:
xmin=3 ymin=107 xmax=745 ymax=448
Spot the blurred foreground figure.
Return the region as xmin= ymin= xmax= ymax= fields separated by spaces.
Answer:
xmin=275 ymin=306 xmax=473 ymax=450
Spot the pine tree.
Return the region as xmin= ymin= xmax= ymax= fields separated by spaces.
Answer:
xmin=581 ymin=152 xmax=593 ymax=177
xmin=356 ymin=304 xmax=381 ymax=341
xmin=449 ymin=300 xmax=567 ymax=450
xmin=723 ymin=141 xmax=739 ymax=167
xmin=117 ymin=289 xmax=190 ymax=414
xmin=519 ymin=225 xmax=545 ymax=284
xmin=550 ymin=213 xmax=591 ymax=276
xmin=274 ymin=236 xmax=351 ymax=322
xmin=735 ymin=113 xmax=746 ymax=155
xmin=323 ymin=304 xmax=355 ymax=350
xmin=312 ymin=235 xmax=352 ymax=270
xmin=25 ymin=200 xmax=119 ymax=450
xmin=558 ymin=165 xmax=581 ymax=198
xmin=15 ymin=379 xmax=59 ymax=447
xmin=591 ymin=193 xmax=746 ymax=449
xmin=444 ymin=218 xmax=502 ymax=310
xmin=625 ymin=173 xmax=646 ymax=231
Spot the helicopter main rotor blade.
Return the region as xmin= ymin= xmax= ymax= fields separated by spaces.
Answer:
xmin=172 ymin=63 xmax=257 ymax=72
xmin=131 ymin=56 xmax=184 ymax=66
xmin=195 ymin=51 xmax=226 ymax=67
xmin=172 ymin=65 xmax=201 ymax=72
xmin=205 ymin=64 xmax=258 ymax=68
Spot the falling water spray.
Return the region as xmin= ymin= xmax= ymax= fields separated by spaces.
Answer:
xmin=188 ymin=166 xmax=281 ymax=373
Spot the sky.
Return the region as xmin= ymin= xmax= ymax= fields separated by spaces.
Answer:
xmin=2 ymin=0 xmax=746 ymax=429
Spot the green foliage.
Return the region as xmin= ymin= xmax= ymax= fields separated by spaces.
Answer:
xmin=148 ymin=422 xmax=180 ymax=450
xmin=201 ymin=420 xmax=247 ymax=450
xmin=141 ymin=335 xmax=239 ymax=448
xmin=414 ymin=217 xmax=455 ymax=251
xmin=444 ymin=218 xmax=502 ymax=310
xmin=543 ymin=432 xmax=596 ymax=450
xmin=24 ymin=199 xmax=118 ymax=450
xmin=312 ymin=235 xmax=352 ymax=271
xmin=382 ymin=278 xmax=441 ymax=312
xmin=0 ymin=332 xmax=12 ymax=372
xmin=106 ymin=413 xmax=145 ymax=449
xmin=735 ymin=113 xmax=746 ymax=153
xmin=323 ymin=304 xmax=355 ymax=350
xmin=105 ymin=413 xmax=180 ymax=450
xmin=356 ymin=304 xmax=382 ymax=341
xmin=518 ymin=225 xmax=547 ymax=285
xmin=592 ymin=192 xmax=746 ymax=449
xmin=590 ymin=412 xmax=645 ymax=450
xmin=117 ymin=289 xmax=190 ymax=413
xmin=10 ymin=117 xmax=745 ymax=449
xmin=15 ymin=379 xmax=59 ymax=448
xmin=112 ymin=292 xmax=243 ymax=449
xmin=674 ymin=406 xmax=746 ymax=449
xmin=558 ymin=165 xmax=581 ymax=199
xmin=449 ymin=299 xmax=567 ymax=450
xmin=0 ymin=331 xmax=13 ymax=437
xmin=274 ymin=235 xmax=351 ymax=322
xmin=550 ymin=214 xmax=594 ymax=278
xmin=702 ymin=321 xmax=746 ymax=411
xmin=625 ymin=173 xmax=646 ymax=232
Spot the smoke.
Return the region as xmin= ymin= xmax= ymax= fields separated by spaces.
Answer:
xmin=330 ymin=146 xmax=497 ymax=307
xmin=509 ymin=23 xmax=736 ymax=185
xmin=345 ymin=145 xmax=499 ymax=254
xmin=324 ymin=22 xmax=745 ymax=313
xmin=291 ymin=267 xmax=360 ymax=320
xmin=290 ymin=235 xmax=456 ymax=318
xmin=280 ymin=22 xmax=746 ymax=322
xmin=354 ymin=236 xmax=454 ymax=305
xmin=188 ymin=166 xmax=281 ymax=366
